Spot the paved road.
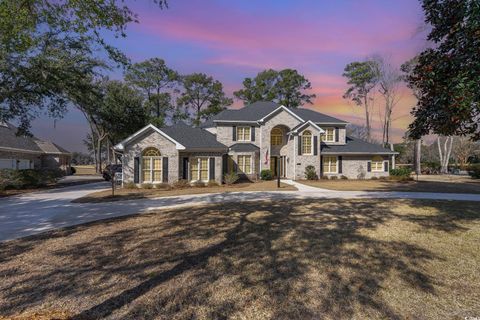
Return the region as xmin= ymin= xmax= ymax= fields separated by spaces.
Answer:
xmin=1 ymin=180 xmax=479 ymax=242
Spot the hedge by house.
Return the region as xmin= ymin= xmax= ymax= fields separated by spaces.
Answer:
xmin=0 ymin=169 xmax=64 ymax=190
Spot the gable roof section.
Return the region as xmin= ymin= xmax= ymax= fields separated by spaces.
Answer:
xmin=115 ymin=123 xmax=227 ymax=151
xmin=160 ymin=123 xmax=227 ymax=151
xmin=321 ymin=137 xmax=397 ymax=154
xmin=209 ymin=101 xmax=347 ymax=125
xmin=229 ymin=143 xmax=259 ymax=152
xmin=289 ymin=120 xmax=325 ymax=134
xmin=0 ymin=122 xmax=70 ymax=154
xmin=292 ymin=108 xmax=347 ymax=124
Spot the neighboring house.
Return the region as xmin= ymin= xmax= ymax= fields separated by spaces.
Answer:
xmin=0 ymin=122 xmax=71 ymax=173
xmin=115 ymin=101 xmax=397 ymax=185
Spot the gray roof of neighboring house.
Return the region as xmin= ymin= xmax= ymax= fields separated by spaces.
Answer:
xmin=229 ymin=143 xmax=260 ymax=152
xmin=160 ymin=123 xmax=228 ymax=150
xmin=0 ymin=122 xmax=70 ymax=154
xmin=201 ymin=101 xmax=347 ymax=127
xmin=321 ymin=137 xmax=397 ymax=154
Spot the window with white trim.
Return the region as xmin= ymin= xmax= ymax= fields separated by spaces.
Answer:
xmin=237 ymin=126 xmax=251 ymax=141
xmin=323 ymin=156 xmax=338 ymax=173
xmin=321 ymin=128 xmax=335 ymax=142
xmin=237 ymin=155 xmax=252 ymax=174
xmin=270 ymin=128 xmax=283 ymax=146
xmin=190 ymin=157 xmax=209 ymax=181
xmin=141 ymin=148 xmax=162 ymax=182
xmin=301 ymin=130 xmax=312 ymax=154
xmin=371 ymin=156 xmax=384 ymax=172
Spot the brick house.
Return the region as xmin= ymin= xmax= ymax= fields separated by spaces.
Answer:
xmin=114 ymin=101 xmax=397 ymax=184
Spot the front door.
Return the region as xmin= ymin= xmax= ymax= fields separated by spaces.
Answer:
xmin=270 ymin=156 xmax=286 ymax=178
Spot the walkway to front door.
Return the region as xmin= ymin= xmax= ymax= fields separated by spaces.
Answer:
xmin=270 ymin=156 xmax=286 ymax=177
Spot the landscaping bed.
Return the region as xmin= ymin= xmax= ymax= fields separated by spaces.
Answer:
xmin=72 ymin=180 xmax=296 ymax=203
xmin=300 ymin=177 xmax=480 ymax=194
xmin=0 ymin=199 xmax=479 ymax=319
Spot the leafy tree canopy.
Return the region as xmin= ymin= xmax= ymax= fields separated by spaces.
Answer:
xmin=177 ymin=73 xmax=233 ymax=126
xmin=234 ymin=69 xmax=316 ymax=108
xmin=406 ymin=0 xmax=480 ymax=140
xmin=0 ymin=0 xmax=165 ymax=134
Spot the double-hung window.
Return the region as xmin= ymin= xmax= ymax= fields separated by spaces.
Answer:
xmin=371 ymin=156 xmax=384 ymax=172
xmin=237 ymin=127 xmax=251 ymax=141
xmin=271 ymin=128 xmax=283 ymax=146
xmin=322 ymin=128 xmax=335 ymax=142
xmin=323 ymin=156 xmax=338 ymax=174
xmin=237 ymin=155 xmax=252 ymax=174
xmin=190 ymin=157 xmax=209 ymax=181
xmin=301 ymin=130 xmax=312 ymax=154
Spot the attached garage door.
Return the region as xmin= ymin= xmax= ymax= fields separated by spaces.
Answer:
xmin=0 ymin=159 xmax=15 ymax=169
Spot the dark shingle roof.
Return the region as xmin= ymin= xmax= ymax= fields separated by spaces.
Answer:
xmin=229 ymin=143 xmax=260 ymax=152
xmin=292 ymin=108 xmax=347 ymax=124
xmin=0 ymin=122 xmax=70 ymax=154
xmin=160 ymin=123 xmax=227 ymax=150
xmin=206 ymin=101 xmax=347 ymax=125
xmin=321 ymin=137 xmax=397 ymax=154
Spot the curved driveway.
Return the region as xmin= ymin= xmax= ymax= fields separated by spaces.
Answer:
xmin=1 ymin=180 xmax=479 ymax=242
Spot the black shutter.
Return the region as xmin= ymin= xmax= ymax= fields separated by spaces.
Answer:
xmin=338 ymin=156 xmax=343 ymax=174
xmin=232 ymin=126 xmax=237 ymax=141
xmin=313 ymin=136 xmax=318 ymax=155
xmin=162 ymin=157 xmax=168 ymax=183
xmin=134 ymin=157 xmax=140 ymax=183
xmin=182 ymin=157 xmax=189 ymax=180
xmin=335 ymin=127 xmax=339 ymax=142
xmin=222 ymin=154 xmax=228 ymax=174
xmin=384 ymin=160 xmax=389 ymax=172
xmin=367 ymin=161 xmax=371 ymax=172
xmin=209 ymin=157 xmax=215 ymax=180
xmin=251 ymin=126 xmax=255 ymax=141
xmin=320 ymin=155 xmax=323 ymax=177
xmin=298 ymin=136 xmax=302 ymax=155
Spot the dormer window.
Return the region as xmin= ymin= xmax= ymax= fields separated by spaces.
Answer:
xmin=321 ymin=128 xmax=335 ymax=142
xmin=237 ymin=126 xmax=251 ymax=141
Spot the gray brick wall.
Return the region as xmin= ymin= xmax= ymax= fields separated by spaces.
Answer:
xmin=321 ymin=155 xmax=390 ymax=179
xmin=216 ymin=124 xmax=260 ymax=147
xmin=318 ymin=125 xmax=347 ymax=145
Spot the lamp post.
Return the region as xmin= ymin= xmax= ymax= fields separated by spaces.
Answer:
xmin=277 ymin=157 xmax=280 ymax=188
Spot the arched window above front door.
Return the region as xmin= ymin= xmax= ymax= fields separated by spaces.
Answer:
xmin=271 ymin=128 xmax=283 ymax=146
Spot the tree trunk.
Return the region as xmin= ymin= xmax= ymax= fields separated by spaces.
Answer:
xmin=438 ymin=136 xmax=453 ymax=174
xmin=364 ymin=96 xmax=371 ymax=142
xmin=414 ymin=139 xmax=421 ymax=175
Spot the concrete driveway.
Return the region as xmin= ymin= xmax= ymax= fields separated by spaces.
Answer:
xmin=1 ymin=180 xmax=480 ymax=242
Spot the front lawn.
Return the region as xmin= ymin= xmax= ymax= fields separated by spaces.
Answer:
xmin=1 ymin=199 xmax=479 ymax=319
xmin=72 ymin=180 xmax=296 ymax=203
xmin=300 ymin=178 xmax=480 ymax=194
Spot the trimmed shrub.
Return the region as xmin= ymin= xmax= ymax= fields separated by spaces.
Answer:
xmin=378 ymin=176 xmax=388 ymax=180
xmin=141 ymin=183 xmax=153 ymax=189
xmin=304 ymin=165 xmax=318 ymax=180
xmin=329 ymin=175 xmax=338 ymax=180
xmin=0 ymin=168 xmax=64 ymax=190
xmin=173 ymin=179 xmax=190 ymax=189
xmin=371 ymin=176 xmax=378 ymax=180
xmin=260 ymin=169 xmax=273 ymax=181
xmin=192 ymin=180 xmax=206 ymax=187
xmin=390 ymin=167 xmax=412 ymax=177
xmin=207 ymin=180 xmax=219 ymax=187
xmin=224 ymin=172 xmax=239 ymax=185
xmin=155 ymin=183 xmax=171 ymax=190
xmin=468 ymin=164 xmax=480 ymax=179
xmin=123 ymin=181 xmax=137 ymax=189
xmin=340 ymin=175 xmax=348 ymax=180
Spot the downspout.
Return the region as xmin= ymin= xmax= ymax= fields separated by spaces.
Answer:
xmin=293 ymin=135 xmax=297 ymax=180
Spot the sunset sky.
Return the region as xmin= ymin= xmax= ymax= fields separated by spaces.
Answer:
xmin=30 ymin=0 xmax=428 ymax=152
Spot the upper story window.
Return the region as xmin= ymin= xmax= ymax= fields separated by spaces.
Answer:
xmin=237 ymin=126 xmax=251 ymax=141
xmin=321 ymin=128 xmax=335 ymax=142
xmin=271 ymin=128 xmax=283 ymax=146
xmin=301 ymin=130 xmax=312 ymax=155
xmin=371 ymin=156 xmax=384 ymax=172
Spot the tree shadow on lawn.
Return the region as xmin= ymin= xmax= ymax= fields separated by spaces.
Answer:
xmin=0 ymin=199 xmax=479 ymax=319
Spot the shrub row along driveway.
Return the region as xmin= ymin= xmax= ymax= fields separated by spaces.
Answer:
xmin=1 ymin=180 xmax=480 ymax=242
